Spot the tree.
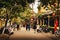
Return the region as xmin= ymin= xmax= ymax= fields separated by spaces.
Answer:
xmin=27 ymin=0 xmax=35 ymax=4
xmin=0 ymin=0 xmax=35 ymax=28
xmin=39 ymin=0 xmax=50 ymax=7
xmin=39 ymin=0 xmax=58 ymax=7
xmin=0 ymin=0 xmax=25 ymax=28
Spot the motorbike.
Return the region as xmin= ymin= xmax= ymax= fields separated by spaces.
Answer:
xmin=43 ymin=26 xmax=50 ymax=33
xmin=55 ymin=27 xmax=60 ymax=37
xmin=37 ymin=25 xmax=43 ymax=33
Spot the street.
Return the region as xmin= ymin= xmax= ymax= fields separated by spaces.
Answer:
xmin=9 ymin=27 xmax=57 ymax=40
xmin=0 ymin=0 xmax=60 ymax=40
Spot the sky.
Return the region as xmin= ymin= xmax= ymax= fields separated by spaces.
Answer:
xmin=29 ymin=0 xmax=40 ymax=13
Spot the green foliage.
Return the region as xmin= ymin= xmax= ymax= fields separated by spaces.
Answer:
xmin=27 ymin=0 xmax=35 ymax=4
xmin=39 ymin=0 xmax=59 ymax=7
xmin=19 ymin=7 xmax=32 ymax=22
xmin=38 ymin=3 xmax=43 ymax=10
xmin=0 ymin=0 xmax=34 ymax=22
xmin=40 ymin=0 xmax=50 ymax=7
xmin=38 ymin=14 xmax=43 ymax=19
xmin=12 ymin=5 xmax=23 ymax=13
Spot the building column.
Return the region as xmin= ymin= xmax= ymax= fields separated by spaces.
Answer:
xmin=43 ymin=18 xmax=44 ymax=26
xmin=40 ymin=19 xmax=42 ymax=26
xmin=48 ymin=15 xmax=50 ymax=27
xmin=37 ymin=18 xmax=39 ymax=25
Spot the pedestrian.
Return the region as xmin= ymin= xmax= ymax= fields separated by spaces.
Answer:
xmin=26 ymin=19 xmax=30 ymax=31
xmin=26 ymin=24 xmax=30 ymax=31
xmin=33 ymin=21 xmax=37 ymax=33
xmin=17 ymin=24 xmax=19 ymax=31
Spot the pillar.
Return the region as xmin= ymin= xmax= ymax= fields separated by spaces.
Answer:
xmin=43 ymin=18 xmax=44 ymax=26
xmin=40 ymin=19 xmax=42 ymax=26
xmin=48 ymin=15 xmax=50 ymax=27
xmin=37 ymin=18 xmax=39 ymax=25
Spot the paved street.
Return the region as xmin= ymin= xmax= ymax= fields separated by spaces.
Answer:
xmin=9 ymin=27 xmax=57 ymax=40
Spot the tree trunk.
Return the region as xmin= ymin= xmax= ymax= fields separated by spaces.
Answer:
xmin=5 ymin=14 xmax=8 ymax=27
xmin=2 ymin=14 xmax=8 ymax=34
xmin=10 ymin=19 xmax=12 ymax=26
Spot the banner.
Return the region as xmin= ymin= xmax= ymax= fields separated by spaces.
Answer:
xmin=54 ymin=19 xmax=58 ymax=32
